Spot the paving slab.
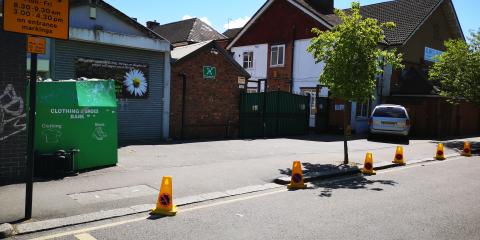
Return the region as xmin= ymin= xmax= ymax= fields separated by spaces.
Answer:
xmin=68 ymin=185 xmax=158 ymax=205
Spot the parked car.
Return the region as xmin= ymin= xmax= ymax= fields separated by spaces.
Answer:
xmin=368 ymin=104 xmax=410 ymax=139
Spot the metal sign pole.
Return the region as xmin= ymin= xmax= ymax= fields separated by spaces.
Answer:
xmin=3 ymin=0 xmax=69 ymax=220
xmin=25 ymin=52 xmax=37 ymax=219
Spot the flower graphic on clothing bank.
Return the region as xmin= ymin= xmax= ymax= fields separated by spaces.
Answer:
xmin=123 ymin=69 xmax=147 ymax=97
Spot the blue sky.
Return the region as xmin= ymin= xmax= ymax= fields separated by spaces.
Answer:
xmin=105 ymin=0 xmax=479 ymax=37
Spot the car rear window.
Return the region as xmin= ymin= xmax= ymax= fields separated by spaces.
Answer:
xmin=373 ymin=107 xmax=407 ymax=118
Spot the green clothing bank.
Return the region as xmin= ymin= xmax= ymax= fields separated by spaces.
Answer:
xmin=34 ymin=80 xmax=118 ymax=171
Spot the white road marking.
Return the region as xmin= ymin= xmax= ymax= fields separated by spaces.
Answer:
xmin=74 ymin=233 xmax=97 ymax=240
xmin=28 ymin=189 xmax=287 ymax=240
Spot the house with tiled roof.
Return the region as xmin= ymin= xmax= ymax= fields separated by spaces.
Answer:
xmin=148 ymin=18 xmax=226 ymax=47
xmin=223 ymin=28 xmax=243 ymax=39
xmin=226 ymin=0 xmax=479 ymax=137
xmin=169 ymin=41 xmax=250 ymax=139
xmin=145 ymin=19 xmax=250 ymax=140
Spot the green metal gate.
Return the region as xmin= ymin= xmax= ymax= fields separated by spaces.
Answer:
xmin=315 ymin=96 xmax=330 ymax=133
xmin=239 ymin=91 xmax=310 ymax=138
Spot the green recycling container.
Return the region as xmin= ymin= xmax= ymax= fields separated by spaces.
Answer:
xmin=34 ymin=80 xmax=118 ymax=170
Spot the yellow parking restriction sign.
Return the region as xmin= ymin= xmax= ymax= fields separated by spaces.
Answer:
xmin=27 ymin=36 xmax=46 ymax=54
xmin=3 ymin=0 xmax=69 ymax=40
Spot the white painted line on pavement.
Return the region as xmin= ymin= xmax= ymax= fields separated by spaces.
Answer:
xmin=28 ymin=189 xmax=287 ymax=240
xmin=74 ymin=233 xmax=97 ymax=240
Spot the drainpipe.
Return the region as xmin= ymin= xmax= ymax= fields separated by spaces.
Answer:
xmin=162 ymin=53 xmax=171 ymax=140
xmin=179 ymin=73 xmax=187 ymax=140
xmin=379 ymin=55 xmax=385 ymax=104
xmin=290 ymin=25 xmax=296 ymax=93
xmin=260 ymin=78 xmax=268 ymax=138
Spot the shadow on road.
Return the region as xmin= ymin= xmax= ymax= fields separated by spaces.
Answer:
xmin=147 ymin=214 xmax=169 ymax=221
xmin=443 ymin=140 xmax=480 ymax=154
xmin=287 ymin=133 xmax=367 ymax=143
xmin=278 ymin=162 xmax=358 ymax=176
xmin=278 ymin=162 xmax=397 ymax=197
xmin=311 ymin=175 xmax=398 ymax=197
xmin=367 ymin=134 xmax=410 ymax=145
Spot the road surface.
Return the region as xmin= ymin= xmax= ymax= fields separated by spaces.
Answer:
xmin=17 ymin=155 xmax=480 ymax=240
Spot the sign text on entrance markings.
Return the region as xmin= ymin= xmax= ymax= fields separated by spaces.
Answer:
xmin=3 ymin=0 xmax=69 ymax=39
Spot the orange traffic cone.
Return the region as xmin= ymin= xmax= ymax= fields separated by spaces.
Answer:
xmin=392 ymin=146 xmax=406 ymax=165
xmin=287 ymin=161 xmax=307 ymax=189
xmin=462 ymin=141 xmax=472 ymax=157
xmin=361 ymin=152 xmax=376 ymax=175
xmin=151 ymin=176 xmax=177 ymax=216
xmin=435 ymin=143 xmax=446 ymax=160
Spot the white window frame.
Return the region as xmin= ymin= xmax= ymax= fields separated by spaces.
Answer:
xmin=270 ymin=44 xmax=285 ymax=67
xmin=356 ymin=100 xmax=372 ymax=118
xmin=246 ymin=87 xmax=258 ymax=93
xmin=300 ymin=88 xmax=317 ymax=116
xmin=243 ymin=51 xmax=254 ymax=69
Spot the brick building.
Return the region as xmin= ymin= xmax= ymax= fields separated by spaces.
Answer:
xmin=170 ymin=41 xmax=250 ymax=139
xmin=226 ymin=0 xmax=480 ymax=137
xmin=0 ymin=17 xmax=27 ymax=184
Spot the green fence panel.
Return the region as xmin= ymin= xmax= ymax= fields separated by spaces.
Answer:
xmin=240 ymin=91 xmax=309 ymax=138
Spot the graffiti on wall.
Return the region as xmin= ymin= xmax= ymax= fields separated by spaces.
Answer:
xmin=0 ymin=84 xmax=26 ymax=142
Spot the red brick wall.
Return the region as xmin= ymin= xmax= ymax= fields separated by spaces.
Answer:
xmin=215 ymin=39 xmax=230 ymax=50
xmin=0 ymin=17 xmax=27 ymax=185
xmin=170 ymin=47 xmax=248 ymax=139
xmin=233 ymin=0 xmax=329 ymax=92
xmin=267 ymin=42 xmax=293 ymax=92
xmin=234 ymin=0 xmax=328 ymax=46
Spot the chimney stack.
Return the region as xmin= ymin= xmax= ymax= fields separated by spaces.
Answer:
xmin=307 ymin=0 xmax=334 ymax=15
xmin=146 ymin=20 xmax=160 ymax=29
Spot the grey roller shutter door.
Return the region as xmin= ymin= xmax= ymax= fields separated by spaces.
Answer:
xmin=53 ymin=40 xmax=165 ymax=143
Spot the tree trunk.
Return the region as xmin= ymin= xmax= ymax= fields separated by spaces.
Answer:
xmin=343 ymin=104 xmax=349 ymax=164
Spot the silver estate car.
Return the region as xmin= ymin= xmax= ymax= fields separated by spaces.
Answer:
xmin=369 ymin=104 xmax=410 ymax=138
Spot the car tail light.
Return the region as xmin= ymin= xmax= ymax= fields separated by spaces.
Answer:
xmin=406 ymin=119 xmax=411 ymax=127
xmin=368 ymin=118 xmax=372 ymax=126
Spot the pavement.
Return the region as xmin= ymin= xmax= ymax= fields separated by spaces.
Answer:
xmin=12 ymin=155 xmax=480 ymax=240
xmin=0 ymin=134 xmax=479 ymax=237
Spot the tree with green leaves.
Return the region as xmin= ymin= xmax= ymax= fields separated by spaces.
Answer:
xmin=429 ymin=29 xmax=480 ymax=106
xmin=307 ymin=2 xmax=403 ymax=164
